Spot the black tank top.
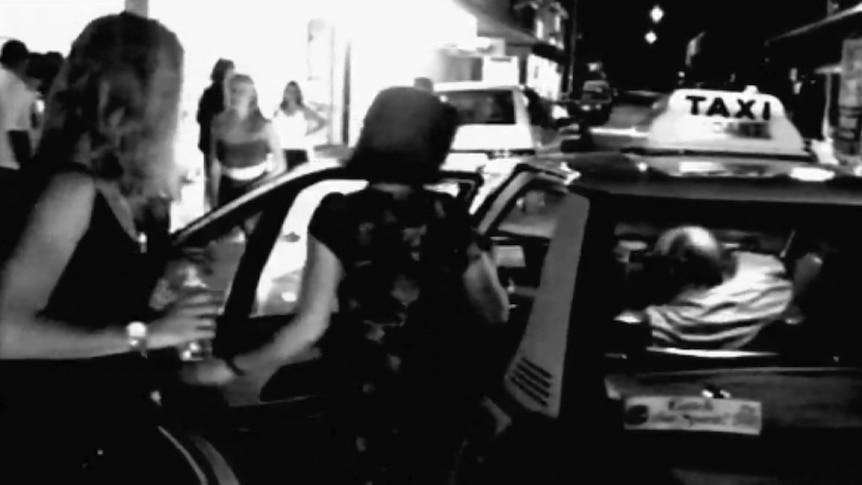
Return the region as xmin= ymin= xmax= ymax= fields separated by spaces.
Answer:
xmin=0 ymin=166 xmax=160 ymax=416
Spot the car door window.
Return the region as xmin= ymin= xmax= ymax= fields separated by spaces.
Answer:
xmin=153 ymin=210 xmax=264 ymax=311
xmin=253 ymin=179 xmax=481 ymax=316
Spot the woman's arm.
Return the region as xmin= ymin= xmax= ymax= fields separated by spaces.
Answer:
xmin=231 ymin=236 xmax=341 ymax=370
xmin=463 ymin=252 xmax=510 ymax=326
xmin=303 ymin=107 xmax=328 ymax=136
xmin=207 ymin=124 xmax=221 ymax=208
xmin=0 ymin=172 xmax=139 ymax=359
xmin=266 ymin=122 xmax=286 ymax=173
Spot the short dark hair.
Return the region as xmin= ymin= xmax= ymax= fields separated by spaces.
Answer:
xmin=1 ymin=39 xmax=29 ymax=67
xmin=347 ymin=87 xmax=458 ymax=185
xmin=210 ymin=58 xmax=234 ymax=84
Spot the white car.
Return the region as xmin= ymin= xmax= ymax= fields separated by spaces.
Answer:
xmin=436 ymin=81 xmax=589 ymax=161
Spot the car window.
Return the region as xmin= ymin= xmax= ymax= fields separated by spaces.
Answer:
xmin=252 ymin=179 xmax=481 ymax=316
xmin=491 ymin=181 xmax=568 ymax=297
xmin=496 ymin=182 xmax=568 ymax=240
xmin=440 ymin=89 xmax=516 ymax=125
xmin=152 ymin=210 xmax=263 ymax=311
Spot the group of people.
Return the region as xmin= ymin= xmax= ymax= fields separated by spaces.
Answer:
xmin=0 ymin=39 xmax=63 ymax=172
xmin=196 ymin=60 xmax=328 ymax=210
xmin=0 ymin=11 xmax=509 ymax=485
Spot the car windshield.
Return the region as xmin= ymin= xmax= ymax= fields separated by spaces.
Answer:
xmin=439 ymin=89 xmax=516 ymax=125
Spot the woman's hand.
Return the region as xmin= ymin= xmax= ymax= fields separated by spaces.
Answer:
xmin=180 ymin=358 xmax=236 ymax=387
xmin=148 ymin=290 xmax=222 ymax=350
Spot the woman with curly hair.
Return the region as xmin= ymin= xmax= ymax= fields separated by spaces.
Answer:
xmin=0 ymin=13 xmax=224 ymax=483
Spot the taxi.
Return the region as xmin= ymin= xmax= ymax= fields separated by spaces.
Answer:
xmin=453 ymin=144 xmax=862 ymax=484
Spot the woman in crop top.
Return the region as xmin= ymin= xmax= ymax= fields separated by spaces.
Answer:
xmin=208 ymin=73 xmax=285 ymax=208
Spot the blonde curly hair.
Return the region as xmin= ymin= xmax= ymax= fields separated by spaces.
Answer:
xmin=36 ymin=13 xmax=184 ymax=198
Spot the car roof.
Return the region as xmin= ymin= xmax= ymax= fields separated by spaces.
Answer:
xmin=172 ymin=165 xmax=485 ymax=242
xmin=435 ymin=81 xmax=522 ymax=92
xmin=562 ymin=153 xmax=862 ymax=208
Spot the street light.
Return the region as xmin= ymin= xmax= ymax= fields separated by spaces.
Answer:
xmin=650 ymin=5 xmax=664 ymax=23
xmin=645 ymin=30 xmax=657 ymax=44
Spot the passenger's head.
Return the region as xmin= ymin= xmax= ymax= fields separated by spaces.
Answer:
xmin=281 ymin=81 xmax=303 ymax=108
xmin=347 ymin=87 xmax=459 ymax=186
xmin=651 ymin=226 xmax=735 ymax=294
xmin=1 ymin=39 xmax=29 ymax=72
xmin=36 ymin=13 xmax=184 ymax=199
xmin=210 ymin=58 xmax=234 ymax=85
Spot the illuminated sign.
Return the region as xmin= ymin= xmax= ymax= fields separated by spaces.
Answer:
xmin=643 ymin=89 xmax=807 ymax=157
xmin=624 ymin=396 xmax=763 ymax=436
xmin=684 ymin=95 xmax=771 ymax=121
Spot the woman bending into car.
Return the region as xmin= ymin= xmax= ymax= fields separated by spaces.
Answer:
xmin=0 ymin=14 xmax=224 ymax=483
xmin=206 ymin=87 xmax=510 ymax=484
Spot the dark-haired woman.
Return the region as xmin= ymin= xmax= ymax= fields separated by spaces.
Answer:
xmin=272 ymin=81 xmax=326 ymax=170
xmin=0 ymin=13 xmax=227 ymax=483
xmin=197 ymin=58 xmax=233 ymax=206
xmin=208 ymin=73 xmax=285 ymax=209
xmin=205 ymin=87 xmax=510 ymax=484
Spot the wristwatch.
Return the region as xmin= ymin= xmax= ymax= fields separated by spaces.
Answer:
xmin=126 ymin=321 xmax=148 ymax=355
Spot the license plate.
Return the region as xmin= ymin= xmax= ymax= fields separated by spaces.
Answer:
xmin=623 ymin=396 xmax=763 ymax=436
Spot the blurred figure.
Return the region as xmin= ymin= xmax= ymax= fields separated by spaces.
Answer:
xmin=272 ymin=80 xmax=326 ymax=170
xmin=210 ymin=73 xmax=284 ymax=208
xmin=213 ymin=87 xmax=509 ymax=485
xmin=24 ymin=51 xmax=63 ymax=148
xmin=197 ymin=58 xmax=234 ymax=199
xmin=0 ymin=39 xmax=38 ymax=169
xmin=0 ymin=13 xmax=224 ymax=483
xmin=635 ymin=226 xmax=791 ymax=350
xmin=414 ymin=76 xmax=434 ymax=92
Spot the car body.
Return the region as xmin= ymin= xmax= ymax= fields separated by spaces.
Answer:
xmin=578 ymin=79 xmax=613 ymax=125
xmin=456 ymin=153 xmax=862 ymax=484
xmin=435 ymin=81 xmax=593 ymax=158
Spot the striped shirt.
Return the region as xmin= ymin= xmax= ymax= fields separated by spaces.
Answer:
xmin=646 ymin=252 xmax=792 ymax=350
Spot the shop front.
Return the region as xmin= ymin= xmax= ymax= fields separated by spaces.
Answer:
xmin=767 ymin=3 xmax=862 ymax=166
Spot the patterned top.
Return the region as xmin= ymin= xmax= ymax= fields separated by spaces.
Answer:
xmin=309 ymin=187 xmax=490 ymax=376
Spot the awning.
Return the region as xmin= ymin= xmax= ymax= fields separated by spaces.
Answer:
xmin=766 ymin=5 xmax=862 ymax=68
xmin=457 ymin=0 xmax=538 ymax=46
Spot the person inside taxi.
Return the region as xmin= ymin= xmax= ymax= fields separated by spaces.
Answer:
xmin=0 ymin=14 xmax=223 ymax=482
xmin=191 ymin=87 xmax=510 ymax=484
xmin=625 ymin=226 xmax=792 ymax=350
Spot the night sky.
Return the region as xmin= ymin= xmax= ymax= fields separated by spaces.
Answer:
xmin=577 ymin=0 xmax=828 ymax=90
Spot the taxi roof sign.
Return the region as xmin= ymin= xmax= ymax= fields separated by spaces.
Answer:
xmin=641 ymin=89 xmax=808 ymax=158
